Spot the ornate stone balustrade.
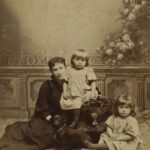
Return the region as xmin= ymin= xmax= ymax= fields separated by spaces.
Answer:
xmin=0 ymin=54 xmax=150 ymax=66
xmin=0 ymin=54 xmax=150 ymax=118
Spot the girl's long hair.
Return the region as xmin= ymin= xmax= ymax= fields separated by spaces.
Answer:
xmin=113 ymin=94 xmax=136 ymax=117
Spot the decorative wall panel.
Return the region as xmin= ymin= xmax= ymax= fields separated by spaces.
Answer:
xmin=0 ymin=54 xmax=150 ymax=118
xmin=0 ymin=77 xmax=20 ymax=117
xmin=145 ymin=77 xmax=150 ymax=109
xmin=105 ymin=76 xmax=137 ymax=105
xmin=0 ymin=78 xmax=19 ymax=107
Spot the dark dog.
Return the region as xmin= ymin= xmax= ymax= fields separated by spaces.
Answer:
xmin=52 ymin=115 xmax=92 ymax=150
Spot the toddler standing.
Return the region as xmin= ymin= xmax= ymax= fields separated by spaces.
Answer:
xmin=60 ymin=49 xmax=98 ymax=128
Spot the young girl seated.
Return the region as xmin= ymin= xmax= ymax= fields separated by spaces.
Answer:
xmin=60 ymin=49 xmax=98 ymax=128
xmin=86 ymin=94 xmax=143 ymax=150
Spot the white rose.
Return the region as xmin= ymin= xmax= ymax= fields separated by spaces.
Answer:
xmin=127 ymin=40 xmax=135 ymax=49
xmin=122 ymin=34 xmax=130 ymax=42
xmin=112 ymin=59 xmax=116 ymax=64
xmin=123 ymin=8 xmax=129 ymax=16
xmin=128 ymin=13 xmax=136 ymax=21
xmin=105 ymin=48 xmax=113 ymax=56
xmin=122 ymin=29 xmax=128 ymax=34
xmin=124 ymin=0 xmax=129 ymax=4
xmin=109 ymin=42 xmax=115 ymax=48
xmin=133 ymin=4 xmax=142 ymax=11
xmin=116 ymin=42 xmax=122 ymax=48
xmin=116 ymin=38 xmax=122 ymax=43
xmin=117 ymin=53 xmax=124 ymax=60
xmin=142 ymin=1 xmax=146 ymax=5
xmin=139 ymin=41 xmax=144 ymax=46
xmin=132 ymin=9 xmax=136 ymax=13
xmin=119 ymin=43 xmax=129 ymax=53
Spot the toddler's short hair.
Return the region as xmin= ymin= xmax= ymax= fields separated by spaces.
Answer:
xmin=71 ymin=49 xmax=89 ymax=67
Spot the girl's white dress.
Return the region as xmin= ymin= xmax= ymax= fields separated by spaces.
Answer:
xmin=99 ymin=115 xmax=143 ymax=150
xmin=60 ymin=66 xmax=97 ymax=110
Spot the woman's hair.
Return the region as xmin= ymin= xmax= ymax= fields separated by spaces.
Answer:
xmin=71 ymin=49 xmax=89 ymax=67
xmin=48 ymin=57 xmax=66 ymax=72
xmin=113 ymin=94 xmax=136 ymax=117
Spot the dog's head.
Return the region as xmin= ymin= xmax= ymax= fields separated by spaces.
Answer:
xmin=81 ymin=97 xmax=113 ymax=124
xmin=52 ymin=114 xmax=66 ymax=129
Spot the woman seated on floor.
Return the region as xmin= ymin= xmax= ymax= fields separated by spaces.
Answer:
xmin=0 ymin=57 xmax=67 ymax=150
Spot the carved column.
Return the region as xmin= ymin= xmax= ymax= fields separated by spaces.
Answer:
xmin=136 ymin=75 xmax=144 ymax=111
xmin=145 ymin=78 xmax=150 ymax=109
xmin=96 ymin=75 xmax=106 ymax=96
xmin=105 ymin=77 xmax=113 ymax=98
xmin=20 ymin=74 xmax=29 ymax=118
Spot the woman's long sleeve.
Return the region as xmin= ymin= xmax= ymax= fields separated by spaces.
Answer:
xmin=34 ymin=81 xmax=52 ymax=120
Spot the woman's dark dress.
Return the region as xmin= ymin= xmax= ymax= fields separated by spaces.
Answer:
xmin=0 ymin=79 xmax=63 ymax=150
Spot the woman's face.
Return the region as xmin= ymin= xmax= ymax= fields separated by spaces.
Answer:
xmin=51 ymin=63 xmax=66 ymax=80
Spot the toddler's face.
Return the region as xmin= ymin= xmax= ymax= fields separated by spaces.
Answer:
xmin=73 ymin=56 xmax=86 ymax=69
xmin=118 ymin=104 xmax=131 ymax=118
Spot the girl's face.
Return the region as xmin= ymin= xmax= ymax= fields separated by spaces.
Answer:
xmin=118 ymin=104 xmax=131 ymax=118
xmin=72 ymin=56 xmax=86 ymax=69
xmin=51 ymin=63 xmax=66 ymax=80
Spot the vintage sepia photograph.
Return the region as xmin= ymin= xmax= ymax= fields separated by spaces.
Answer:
xmin=0 ymin=0 xmax=150 ymax=149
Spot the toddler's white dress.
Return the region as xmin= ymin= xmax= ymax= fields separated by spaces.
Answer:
xmin=99 ymin=115 xmax=143 ymax=150
xmin=60 ymin=66 xmax=97 ymax=110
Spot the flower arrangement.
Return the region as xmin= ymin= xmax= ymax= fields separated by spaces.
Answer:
xmin=98 ymin=0 xmax=150 ymax=65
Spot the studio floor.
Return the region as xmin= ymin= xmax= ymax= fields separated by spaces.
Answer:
xmin=0 ymin=116 xmax=149 ymax=150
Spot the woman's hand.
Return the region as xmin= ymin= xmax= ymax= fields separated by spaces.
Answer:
xmin=46 ymin=115 xmax=52 ymax=122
